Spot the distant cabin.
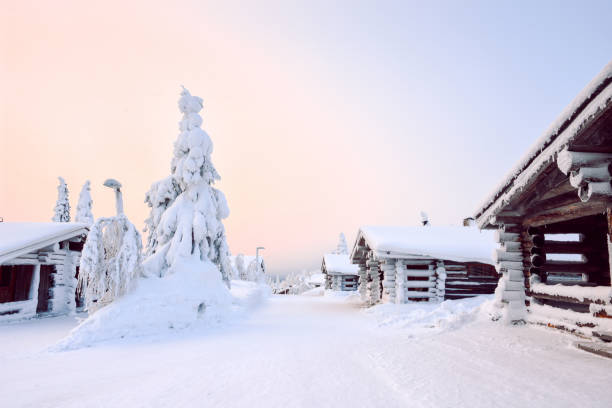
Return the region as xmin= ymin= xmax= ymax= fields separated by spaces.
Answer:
xmin=321 ymin=254 xmax=359 ymax=291
xmin=350 ymin=226 xmax=498 ymax=304
xmin=0 ymin=222 xmax=88 ymax=321
xmin=473 ymin=61 xmax=612 ymax=340
xmin=307 ymin=272 xmax=326 ymax=288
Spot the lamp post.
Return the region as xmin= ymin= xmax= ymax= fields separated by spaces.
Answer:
xmin=103 ymin=179 xmax=124 ymax=216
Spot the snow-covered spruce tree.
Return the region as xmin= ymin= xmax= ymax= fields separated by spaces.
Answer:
xmin=333 ymin=233 xmax=349 ymax=255
xmin=144 ymin=176 xmax=181 ymax=256
xmin=52 ymin=177 xmax=71 ymax=222
xmin=235 ymin=253 xmax=247 ymax=280
xmin=78 ymin=214 xmax=143 ymax=312
xmin=75 ymin=180 xmax=94 ymax=225
xmin=145 ymin=87 xmax=232 ymax=288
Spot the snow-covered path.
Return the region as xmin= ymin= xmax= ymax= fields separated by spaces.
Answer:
xmin=1 ymin=294 xmax=610 ymax=408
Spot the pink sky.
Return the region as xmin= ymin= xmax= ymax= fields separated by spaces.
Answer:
xmin=2 ymin=1 xmax=611 ymax=274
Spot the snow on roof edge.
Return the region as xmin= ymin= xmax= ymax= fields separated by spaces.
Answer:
xmin=473 ymin=60 xmax=612 ymax=226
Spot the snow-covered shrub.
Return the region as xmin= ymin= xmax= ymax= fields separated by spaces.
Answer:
xmin=52 ymin=177 xmax=70 ymax=222
xmin=75 ymin=180 xmax=94 ymax=225
xmin=78 ymin=215 xmax=143 ymax=313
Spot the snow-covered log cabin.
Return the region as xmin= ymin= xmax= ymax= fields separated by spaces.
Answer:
xmin=473 ymin=61 xmax=612 ymax=337
xmin=0 ymin=222 xmax=88 ymax=321
xmin=321 ymin=254 xmax=359 ymax=291
xmin=350 ymin=226 xmax=497 ymax=305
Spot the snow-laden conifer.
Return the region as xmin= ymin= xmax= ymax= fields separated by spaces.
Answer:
xmin=144 ymin=87 xmax=232 ymax=287
xmin=52 ymin=177 xmax=70 ymax=222
xmin=333 ymin=233 xmax=349 ymax=255
xmin=75 ymin=180 xmax=94 ymax=225
xmin=235 ymin=254 xmax=247 ymax=280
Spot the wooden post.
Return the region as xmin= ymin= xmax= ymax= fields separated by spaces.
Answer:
xmin=607 ymin=208 xmax=612 ymax=287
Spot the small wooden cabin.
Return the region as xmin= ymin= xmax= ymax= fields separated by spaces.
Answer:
xmin=473 ymin=61 xmax=612 ymax=336
xmin=0 ymin=222 xmax=88 ymax=321
xmin=349 ymin=226 xmax=498 ymax=305
xmin=321 ymin=254 xmax=359 ymax=291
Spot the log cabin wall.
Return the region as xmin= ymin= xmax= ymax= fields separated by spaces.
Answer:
xmin=0 ymin=239 xmax=83 ymax=322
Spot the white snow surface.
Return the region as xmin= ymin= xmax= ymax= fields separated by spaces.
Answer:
xmin=359 ymin=225 xmax=496 ymax=264
xmin=1 ymin=294 xmax=609 ymax=408
xmin=0 ymin=222 xmax=88 ymax=261
xmin=57 ymin=257 xmax=249 ymax=350
xmin=323 ymin=253 xmax=359 ymax=275
xmin=530 ymin=282 xmax=611 ymax=302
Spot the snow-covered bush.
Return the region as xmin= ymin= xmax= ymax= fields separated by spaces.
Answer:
xmin=52 ymin=177 xmax=70 ymax=222
xmin=75 ymin=180 xmax=94 ymax=225
xmin=78 ymin=215 xmax=143 ymax=312
xmin=144 ymin=87 xmax=232 ymax=288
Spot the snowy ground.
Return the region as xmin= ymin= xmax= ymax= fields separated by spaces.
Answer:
xmin=1 ymin=291 xmax=610 ymax=408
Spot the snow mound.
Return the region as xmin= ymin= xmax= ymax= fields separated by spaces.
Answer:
xmin=301 ymin=286 xmax=325 ymax=297
xmin=55 ymin=257 xmax=243 ymax=350
xmin=364 ymin=295 xmax=494 ymax=334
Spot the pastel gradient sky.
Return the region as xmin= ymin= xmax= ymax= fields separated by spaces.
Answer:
xmin=2 ymin=1 xmax=612 ymax=275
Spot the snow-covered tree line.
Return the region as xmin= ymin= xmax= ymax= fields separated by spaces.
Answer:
xmin=52 ymin=178 xmax=94 ymax=225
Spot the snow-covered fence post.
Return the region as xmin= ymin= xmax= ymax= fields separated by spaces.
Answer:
xmin=395 ymin=260 xmax=406 ymax=304
xmin=380 ymin=259 xmax=396 ymax=303
xmin=435 ymin=261 xmax=446 ymax=302
xmin=492 ymin=227 xmax=526 ymax=323
xmin=358 ymin=264 xmax=368 ymax=300
xmin=367 ymin=258 xmax=381 ymax=305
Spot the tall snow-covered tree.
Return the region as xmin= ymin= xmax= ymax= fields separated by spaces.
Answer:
xmin=52 ymin=177 xmax=71 ymax=222
xmin=75 ymin=180 xmax=94 ymax=225
xmin=235 ymin=254 xmax=247 ymax=280
xmin=145 ymin=87 xmax=232 ymax=287
xmin=333 ymin=233 xmax=349 ymax=255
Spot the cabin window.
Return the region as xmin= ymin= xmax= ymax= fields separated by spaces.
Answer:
xmin=0 ymin=265 xmax=34 ymax=303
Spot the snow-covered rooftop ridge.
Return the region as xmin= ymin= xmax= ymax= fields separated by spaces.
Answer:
xmin=474 ymin=60 xmax=612 ymax=225
xmin=323 ymin=253 xmax=359 ymax=275
xmin=357 ymin=225 xmax=496 ymax=265
xmin=0 ymin=222 xmax=89 ymax=263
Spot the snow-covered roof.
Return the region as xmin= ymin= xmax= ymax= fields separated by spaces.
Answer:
xmin=0 ymin=222 xmax=89 ymax=264
xmin=307 ymin=272 xmax=325 ymax=284
xmin=474 ymin=60 xmax=612 ymax=228
xmin=354 ymin=226 xmax=496 ymax=265
xmin=322 ymin=254 xmax=359 ymax=275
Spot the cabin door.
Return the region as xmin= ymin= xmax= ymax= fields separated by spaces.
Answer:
xmin=36 ymin=265 xmax=54 ymax=313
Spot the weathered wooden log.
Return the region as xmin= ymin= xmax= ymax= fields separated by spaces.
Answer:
xmin=496 ymin=261 xmax=524 ymax=272
xmin=405 ymin=281 xmax=436 ymax=289
xmin=405 ymin=269 xmax=435 ymax=277
xmin=578 ymin=181 xmax=612 ymax=202
xmin=543 ymin=261 xmax=597 ymax=273
xmin=531 ymin=234 xmax=545 ymax=248
xmin=495 ymin=231 xmax=520 ymax=243
xmin=493 ymin=249 xmax=523 ymax=263
xmin=405 ymin=291 xmax=434 ymax=298
xmin=569 ymin=164 xmax=612 ymax=188
xmin=502 ymin=241 xmax=522 ymax=252
xmin=531 ymin=254 xmax=546 ymax=267
xmin=557 ymin=149 xmax=612 ymax=175
xmin=508 ymin=269 xmax=525 ymax=281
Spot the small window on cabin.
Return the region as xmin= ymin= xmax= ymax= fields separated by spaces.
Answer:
xmin=0 ymin=267 xmax=11 ymax=287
